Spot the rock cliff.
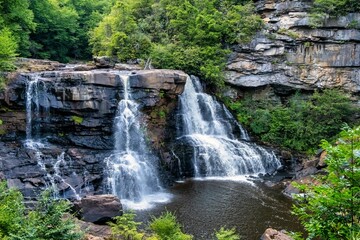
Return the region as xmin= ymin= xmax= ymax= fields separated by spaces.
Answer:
xmin=226 ymin=0 xmax=360 ymax=98
xmin=0 ymin=67 xmax=187 ymax=199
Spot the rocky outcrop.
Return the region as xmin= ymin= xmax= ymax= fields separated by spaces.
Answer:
xmin=226 ymin=0 xmax=360 ymax=97
xmin=73 ymin=195 xmax=122 ymax=224
xmin=0 ymin=68 xmax=187 ymax=199
xmin=261 ymin=228 xmax=294 ymax=240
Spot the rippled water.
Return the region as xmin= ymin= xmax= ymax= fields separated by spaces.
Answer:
xmin=137 ymin=178 xmax=303 ymax=240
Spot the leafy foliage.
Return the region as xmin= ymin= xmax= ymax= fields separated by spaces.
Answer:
xmin=0 ymin=0 xmax=35 ymax=56
xmin=0 ymin=28 xmax=18 ymax=71
xmin=292 ymin=126 xmax=360 ymax=239
xmin=310 ymin=0 xmax=360 ymax=27
xmin=0 ymin=0 xmax=114 ymax=63
xmin=215 ymin=227 xmax=241 ymax=240
xmin=109 ymin=211 xmax=145 ymax=240
xmin=91 ymin=0 xmax=263 ymax=88
xmin=0 ymin=182 xmax=83 ymax=240
xmin=149 ymin=212 xmax=192 ymax=240
xmin=225 ymin=89 xmax=357 ymax=152
xmin=0 ymin=181 xmax=24 ymax=239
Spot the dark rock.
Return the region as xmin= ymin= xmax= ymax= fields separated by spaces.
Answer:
xmin=296 ymin=166 xmax=318 ymax=179
xmin=93 ymin=56 xmax=115 ymax=68
xmin=283 ymin=176 xmax=317 ymax=197
xmin=260 ymin=228 xmax=294 ymax=240
xmin=73 ymin=195 xmax=122 ymax=224
xmin=280 ymin=150 xmax=292 ymax=161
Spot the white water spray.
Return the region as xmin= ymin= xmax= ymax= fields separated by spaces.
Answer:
xmin=106 ymin=74 xmax=170 ymax=209
xmin=177 ymin=76 xmax=281 ymax=178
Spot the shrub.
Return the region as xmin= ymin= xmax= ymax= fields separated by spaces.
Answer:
xmin=149 ymin=212 xmax=192 ymax=240
xmin=109 ymin=211 xmax=144 ymax=240
xmin=0 ymin=28 xmax=18 ymax=72
xmin=71 ymin=116 xmax=84 ymax=125
xmin=0 ymin=182 xmax=83 ymax=240
xmin=215 ymin=227 xmax=241 ymax=240
xmin=292 ymin=126 xmax=360 ymax=239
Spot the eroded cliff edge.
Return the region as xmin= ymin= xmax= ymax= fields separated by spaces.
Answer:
xmin=226 ymin=0 xmax=360 ymax=99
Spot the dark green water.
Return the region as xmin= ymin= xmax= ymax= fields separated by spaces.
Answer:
xmin=137 ymin=178 xmax=303 ymax=240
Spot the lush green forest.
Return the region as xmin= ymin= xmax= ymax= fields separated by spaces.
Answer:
xmin=0 ymin=0 xmax=263 ymax=88
xmin=225 ymin=90 xmax=358 ymax=152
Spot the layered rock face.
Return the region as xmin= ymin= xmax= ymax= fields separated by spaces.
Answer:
xmin=226 ymin=0 xmax=360 ymax=97
xmin=0 ymin=68 xmax=187 ymax=199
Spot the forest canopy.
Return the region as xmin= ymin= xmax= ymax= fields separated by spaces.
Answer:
xmin=90 ymin=0 xmax=263 ymax=87
xmin=0 ymin=0 xmax=263 ymax=87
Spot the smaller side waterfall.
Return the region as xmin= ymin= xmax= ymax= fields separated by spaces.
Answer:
xmin=106 ymin=74 xmax=170 ymax=209
xmin=177 ymin=76 xmax=281 ymax=178
xmin=25 ymin=74 xmax=80 ymax=200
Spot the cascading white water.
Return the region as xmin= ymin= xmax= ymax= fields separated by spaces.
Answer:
xmin=177 ymin=76 xmax=281 ymax=178
xmin=26 ymin=76 xmax=40 ymax=140
xmin=106 ymin=74 xmax=170 ymax=209
xmin=25 ymin=74 xmax=80 ymax=200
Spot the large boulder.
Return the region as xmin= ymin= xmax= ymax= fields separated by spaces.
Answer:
xmin=129 ymin=69 xmax=188 ymax=94
xmin=93 ymin=56 xmax=115 ymax=68
xmin=74 ymin=195 xmax=122 ymax=224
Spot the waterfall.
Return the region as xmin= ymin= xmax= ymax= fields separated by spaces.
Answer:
xmin=177 ymin=76 xmax=281 ymax=178
xmin=105 ymin=74 xmax=170 ymax=209
xmin=25 ymin=74 xmax=80 ymax=200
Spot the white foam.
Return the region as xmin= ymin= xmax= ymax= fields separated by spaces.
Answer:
xmin=121 ymin=192 xmax=173 ymax=210
xmin=192 ymin=175 xmax=256 ymax=186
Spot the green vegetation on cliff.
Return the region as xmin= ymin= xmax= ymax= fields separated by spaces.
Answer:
xmin=310 ymin=0 xmax=360 ymax=27
xmin=225 ymin=89 xmax=357 ymax=152
xmin=292 ymin=126 xmax=360 ymax=239
xmin=90 ymin=0 xmax=263 ymax=88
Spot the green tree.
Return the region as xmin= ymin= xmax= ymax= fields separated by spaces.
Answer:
xmin=0 ymin=182 xmax=83 ymax=240
xmin=0 ymin=181 xmax=24 ymax=238
xmin=0 ymin=0 xmax=35 ymax=56
xmin=67 ymin=0 xmax=115 ymax=59
xmin=29 ymin=0 xmax=79 ymax=62
xmin=0 ymin=28 xmax=18 ymax=71
xmin=292 ymin=126 xmax=360 ymax=239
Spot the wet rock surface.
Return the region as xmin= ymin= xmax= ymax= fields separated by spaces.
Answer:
xmin=0 ymin=67 xmax=187 ymax=199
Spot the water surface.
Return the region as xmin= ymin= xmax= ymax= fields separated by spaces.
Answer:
xmin=137 ymin=178 xmax=303 ymax=239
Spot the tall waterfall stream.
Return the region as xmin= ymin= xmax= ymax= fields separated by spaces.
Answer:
xmin=25 ymin=74 xmax=81 ymax=199
xmin=105 ymin=74 xmax=171 ymax=209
